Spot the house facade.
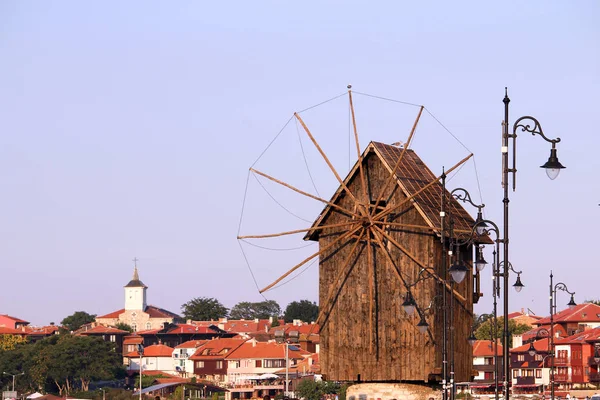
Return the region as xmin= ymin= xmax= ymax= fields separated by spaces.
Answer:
xmin=189 ymin=337 xmax=247 ymax=384
xmin=510 ymin=338 xmax=551 ymax=394
xmin=0 ymin=314 xmax=30 ymax=329
xmin=124 ymin=343 xmax=176 ymax=373
xmin=173 ymin=340 xmax=208 ymax=377
xmin=472 ymin=339 xmax=504 ymax=392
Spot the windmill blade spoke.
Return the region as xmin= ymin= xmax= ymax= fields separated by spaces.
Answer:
xmin=315 ymin=229 xmax=367 ymax=328
xmin=294 ymin=113 xmax=360 ymax=206
xmin=237 ymin=221 xmax=358 ymax=240
xmin=370 ymin=106 xmax=424 ymax=217
xmin=369 ymin=227 xmax=435 ymax=342
xmin=349 ymin=90 xmax=370 ymax=209
xmin=259 ymin=225 xmax=363 ymax=293
xmin=250 ymin=168 xmax=360 ymax=219
xmin=373 ymin=153 xmax=473 ymax=222
xmin=372 ymin=225 xmax=466 ymax=305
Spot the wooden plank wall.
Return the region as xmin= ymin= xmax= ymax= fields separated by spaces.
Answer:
xmin=318 ymin=151 xmax=474 ymax=383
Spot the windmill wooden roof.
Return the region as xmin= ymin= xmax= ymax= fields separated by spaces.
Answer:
xmin=307 ymin=141 xmax=490 ymax=243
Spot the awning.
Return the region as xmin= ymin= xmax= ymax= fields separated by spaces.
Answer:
xmin=133 ymin=381 xmax=228 ymax=395
xmin=470 ymin=385 xmax=493 ymax=388
xmin=515 ymin=384 xmax=539 ymax=388
xmin=259 ymin=373 xmax=280 ymax=379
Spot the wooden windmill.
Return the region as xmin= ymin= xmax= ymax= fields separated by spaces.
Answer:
xmin=238 ymin=89 xmax=488 ymax=383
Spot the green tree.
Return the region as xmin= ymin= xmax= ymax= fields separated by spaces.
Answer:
xmin=271 ymin=317 xmax=280 ymax=327
xmin=0 ymin=334 xmax=28 ymax=351
xmin=61 ymin=311 xmax=97 ymax=332
xmin=475 ymin=317 xmax=531 ymax=347
xmin=115 ymin=322 xmax=133 ymax=332
xmin=229 ymin=300 xmax=281 ymax=320
xmin=585 ymin=299 xmax=600 ymax=306
xmin=181 ymin=297 xmax=229 ymax=321
xmin=296 ymin=379 xmax=322 ymax=400
xmin=283 ymin=300 xmax=318 ymax=323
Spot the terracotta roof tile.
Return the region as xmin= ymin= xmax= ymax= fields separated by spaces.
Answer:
xmin=77 ymin=326 xmax=129 ymax=335
xmin=472 ymin=340 xmax=503 ymax=357
xmin=189 ymin=337 xmax=247 ymax=360
xmin=97 ymin=309 xmax=125 ymax=319
xmin=0 ymin=326 xmax=27 ymax=335
xmin=226 ymin=341 xmax=308 ymax=360
xmin=536 ymin=303 xmax=600 ymax=325
xmin=511 ymin=338 xmax=551 ymax=353
xmin=175 ymin=340 xmax=209 ymax=349
xmin=145 ymin=305 xmax=181 ymax=319
xmin=124 ymin=343 xmax=174 ymax=357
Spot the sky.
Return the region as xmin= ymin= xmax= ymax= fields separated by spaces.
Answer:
xmin=0 ymin=1 xmax=598 ymax=326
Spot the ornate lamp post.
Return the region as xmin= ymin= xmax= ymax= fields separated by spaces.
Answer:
xmin=548 ymin=273 xmax=576 ymax=400
xmin=2 ymin=371 xmax=24 ymax=393
xmin=501 ymin=89 xmax=565 ymax=400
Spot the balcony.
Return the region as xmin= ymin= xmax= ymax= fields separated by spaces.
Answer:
xmin=515 ymin=376 xmax=535 ymax=386
xmin=474 ymin=364 xmax=496 ymax=372
xmin=587 ymin=356 xmax=600 ymax=366
xmin=553 ymin=356 xmax=570 ymax=366
xmin=589 ymin=372 xmax=600 ymax=382
xmin=553 ymin=373 xmax=570 ymax=382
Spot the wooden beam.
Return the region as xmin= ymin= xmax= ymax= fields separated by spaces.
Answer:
xmin=373 ymin=153 xmax=473 ymax=222
xmin=374 ymin=221 xmax=474 ymax=235
xmin=250 ymin=168 xmax=360 ymax=219
xmin=259 ymin=225 xmax=362 ymax=293
xmin=372 ymin=225 xmax=466 ymax=304
xmin=349 ymin=90 xmax=370 ymax=213
xmin=295 ymin=113 xmax=360 ymax=207
xmin=370 ymin=106 xmax=423 ymax=217
xmin=237 ymin=221 xmax=358 ymax=240
xmin=369 ymin=227 xmax=436 ymax=343
xmin=315 ymin=229 xmax=366 ymax=328
xmin=366 ymin=230 xmax=374 ymax=353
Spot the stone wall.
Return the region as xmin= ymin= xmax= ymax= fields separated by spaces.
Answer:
xmin=347 ymin=383 xmax=442 ymax=400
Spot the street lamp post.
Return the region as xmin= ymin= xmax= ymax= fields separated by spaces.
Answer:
xmin=2 ymin=371 xmax=24 ymax=393
xmin=548 ymin=272 xmax=576 ymax=400
xmin=137 ymin=344 xmax=144 ymax=400
xmin=501 ymin=88 xmax=565 ymax=400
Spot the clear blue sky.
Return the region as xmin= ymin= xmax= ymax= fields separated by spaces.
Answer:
xmin=1 ymin=1 xmax=598 ymax=325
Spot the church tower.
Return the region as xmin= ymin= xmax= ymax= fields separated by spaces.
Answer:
xmin=124 ymin=264 xmax=147 ymax=311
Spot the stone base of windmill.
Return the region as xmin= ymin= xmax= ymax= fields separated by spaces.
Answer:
xmin=346 ymin=383 xmax=442 ymax=400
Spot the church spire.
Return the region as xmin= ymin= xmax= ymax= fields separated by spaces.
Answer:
xmin=125 ymin=257 xmax=147 ymax=288
xmin=132 ymin=257 xmax=140 ymax=281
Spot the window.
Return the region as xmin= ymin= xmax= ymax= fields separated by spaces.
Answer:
xmin=216 ymin=361 xmax=223 ymax=369
xmin=535 ymin=354 xmax=542 ymax=361
xmin=513 ymin=370 xmax=519 ymax=378
xmin=146 ymin=322 xmax=151 ymax=330
xmin=517 ymin=354 xmax=525 ymax=361
xmin=536 ymin=369 xmax=542 ymax=379
xmin=132 ymin=323 xmax=137 ymax=332
xmin=255 ymin=360 xmax=262 ymax=367
xmin=484 ymin=357 xmax=493 ymax=365
xmin=110 ymin=335 xmax=116 ymax=342
xmin=263 ymin=359 xmax=286 ymax=368
xmin=196 ymin=361 xmax=205 ymax=368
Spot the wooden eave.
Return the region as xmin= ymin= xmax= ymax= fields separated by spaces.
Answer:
xmin=304 ymin=141 xmax=492 ymax=244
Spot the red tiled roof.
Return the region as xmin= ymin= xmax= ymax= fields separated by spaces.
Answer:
xmin=97 ymin=309 xmax=125 ymax=319
xmin=175 ymin=340 xmax=209 ymax=349
xmin=24 ymin=325 xmax=60 ymax=335
xmin=96 ymin=305 xmax=180 ymax=320
xmin=0 ymin=314 xmax=30 ymax=324
xmin=511 ymin=338 xmax=551 ymax=353
xmin=124 ymin=336 xmax=144 ymax=345
xmin=166 ymin=324 xmax=220 ymax=334
xmin=0 ymin=326 xmax=27 ymax=335
xmin=145 ymin=305 xmax=180 ymax=319
xmin=555 ymin=327 xmax=600 ymax=344
xmin=535 ymin=303 xmax=600 ymax=325
xmin=189 ymin=337 xmax=247 ymax=360
xmin=78 ymin=326 xmax=129 ymax=335
xmin=268 ymin=323 xmax=320 ymax=335
xmin=124 ymin=343 xmax=174 ymax=357
xmin=226 ymin=341 xmax=309 ymax=360
xmin=521 ymin=325 xmax=563 ymax=342
xmin=472 ymin=340 xmax=503 ymax=357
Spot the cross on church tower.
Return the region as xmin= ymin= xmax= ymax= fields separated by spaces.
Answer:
xmin=132 ymin=257 xmax=139 ymax=267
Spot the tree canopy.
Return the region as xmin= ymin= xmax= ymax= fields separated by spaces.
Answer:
xmin=0 ymin=334 xmax=123 ymax=396
xmin=229 ymin=300 xmax=281 ymax=320
xmin=181 ymin=297 xmax=229 ymax=321
xmin=283 ymin=300 xmax=319 ymax=323
xmin=61 ymin=311 xmax=97 ymax=332
xmin=475 ymin=317 xmax=532 ymax=347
